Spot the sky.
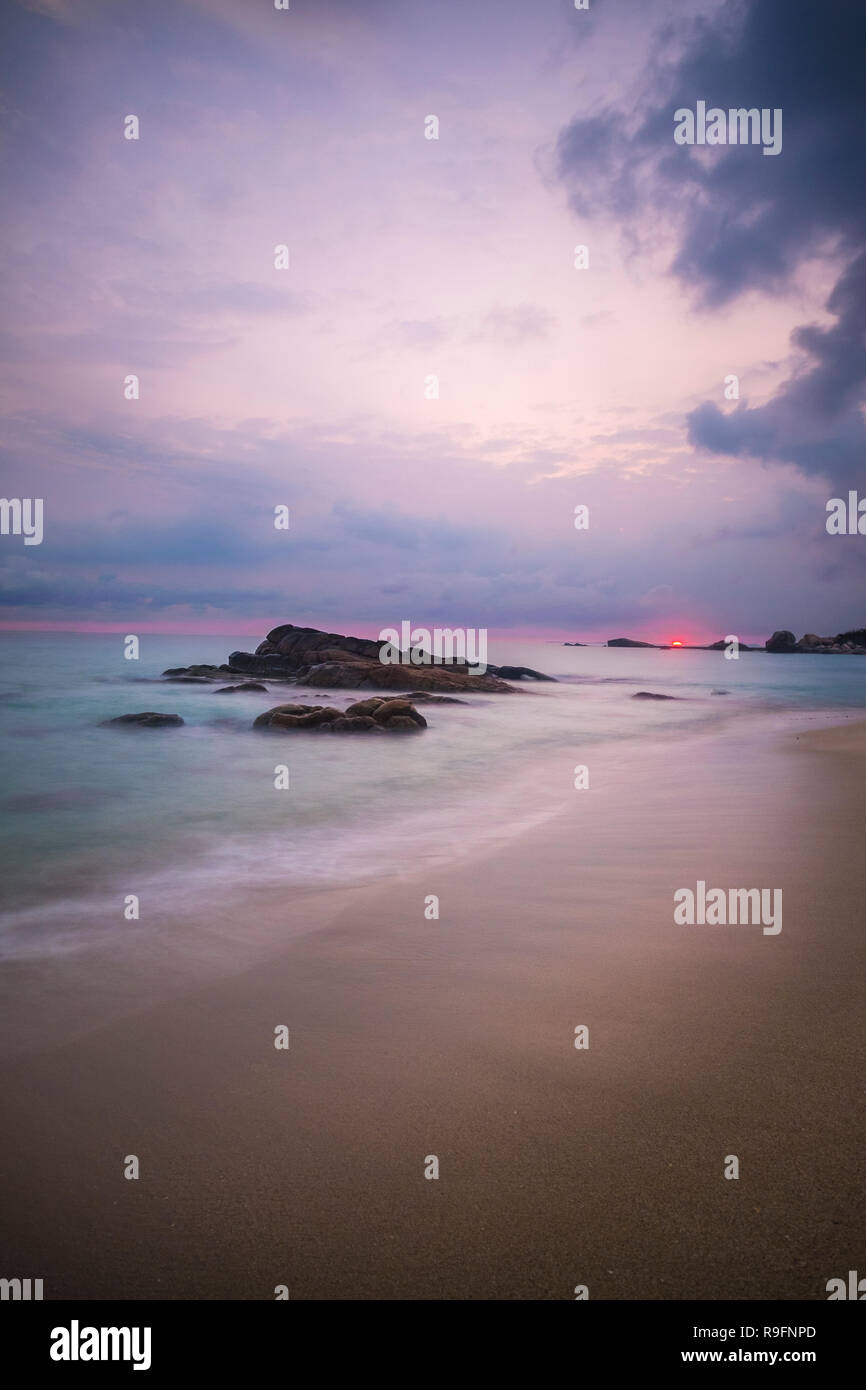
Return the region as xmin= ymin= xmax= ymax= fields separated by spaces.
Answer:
xmin=1 ymin=0 xmax=864 ymax=643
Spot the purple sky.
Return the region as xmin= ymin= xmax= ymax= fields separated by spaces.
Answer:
xmin=1 ymin=0 xmax=864 ymax=642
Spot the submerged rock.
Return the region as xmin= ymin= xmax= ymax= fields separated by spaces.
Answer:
xmin=103 ymin=712 xmax=184 ymax=727
xmin=404 ymin=691 xmax=467 ymax=704
xmin=487 ymin=664 xmax=555 ymax=681
xmin=214 ymin=682 xmax=268 ymax=693
xmin=163 ymin=663 xmax=236 ymax=680
xmin=631 ymin=692 xmax=679 ymax=700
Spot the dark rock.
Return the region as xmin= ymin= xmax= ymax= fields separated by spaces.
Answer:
xmin=224 ymin=624 xmax=548 ymax=690
xmin=163 ymin=663 xmax=247 ymax=682
xmin=294 ymin=659 xmax=514 ymax=693
xmin=710 ymin=689 xmax=730 ymax=695
xmin=214 ymin=682 xmax=268 ymax=693
xmin=631 ymin=692 xmax=679 ymax=700
xmin=103 ymin=712 xmax=184 ymax=727
xmin=765 ymin=630 xmax=798 ymax=653
xmin=267 ymin=624 xmax=383 ymax=663
xmin=227 ymin=651 xmax=297 ymax=677
xmin=403 ymin=691 xmax=468 ymax=704
xmin=487 ymin=665 xmax=556 ymax=681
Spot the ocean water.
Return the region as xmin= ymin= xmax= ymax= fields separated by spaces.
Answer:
xmin=0 ymin=631 xmax=864 ymax=961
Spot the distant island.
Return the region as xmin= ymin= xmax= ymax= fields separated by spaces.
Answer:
xmin=564 ymin=629 xmax=866 ymax=654
xmin=598 ymin=637 xmax=761 ymax=651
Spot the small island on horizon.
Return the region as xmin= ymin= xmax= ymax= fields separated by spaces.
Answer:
xmin=566 ymin=628 xmax=866 ymax=654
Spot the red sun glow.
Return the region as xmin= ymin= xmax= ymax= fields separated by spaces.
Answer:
xmin=671 ymin=640 xmax=683 ymax=647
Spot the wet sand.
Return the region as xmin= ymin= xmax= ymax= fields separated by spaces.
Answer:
xmin=1 ymin=715 xmax=864 ymax=1299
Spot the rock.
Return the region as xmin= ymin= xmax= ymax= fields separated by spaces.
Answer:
xmin=103 ymin=712 xmax=184 ymax=727
xmin=163 ymin=663 xmax=248 ymax=682
xmin=403 ymin=691 xmax=467 ymax=704
xmin=370 ymin=699 xmax=426 ymax=727
xmin=765 ymin=630 xmax=798 ymax=653
xmin=608 ymin=638 xmax=659 ymax=648
xmin=285 ymin=707 xmax=344 ymax=727
xmin=268 ymin=625 xmax=383 ymax=663
xmin=294 ymin=659 xmax=514 ymax=693
xmin=214 ymin=682 xmax=268 ymax=693
xmin=487 ymin=665 xmax=556 ymax=681
xmin=344 ymin=698 xmax=387 ymax=717
xmin=631 ymin=692 xmax=678 ymax=700
xmin=227 ymin=651 xmax=296 ymax=677
xmin=254 ymin=697 xmax=427 ymax=733
xmin=252 ymin=703 xmax=310 ymax=728
xmin=222 ymin=624 xmax=546 ymax=690
xmin=710 ymin=689 xmax=730 ymax=695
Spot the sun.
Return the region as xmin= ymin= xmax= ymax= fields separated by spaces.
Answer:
xmin=671 ymin=640 xmax=684 ymax=647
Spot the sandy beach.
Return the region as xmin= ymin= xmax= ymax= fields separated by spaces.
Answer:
xmin=1 ymin=713 xmax=864 ymax=1301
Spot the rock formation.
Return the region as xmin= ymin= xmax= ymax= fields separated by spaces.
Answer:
xmin=164 ymin=624 xmax=551 ymax=692
xmin=766 ymin=629 xmax=866 ymax=654
xmin=253 ymin=697 xmax=427 ymax=733
xmin=765 ymin=629 xmax=798 ymax=653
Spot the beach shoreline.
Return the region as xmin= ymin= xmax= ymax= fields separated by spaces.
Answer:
xmin=1 ymin=710 xmax=864 ymax=1299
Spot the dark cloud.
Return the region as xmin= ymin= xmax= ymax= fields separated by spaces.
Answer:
xmin=558 ymin=0 xmax=866 ymax=489
xmin=688 ymin=251 xmax=866 ymax=485
xmin=559 ymin=0 xmax=866 ymax=304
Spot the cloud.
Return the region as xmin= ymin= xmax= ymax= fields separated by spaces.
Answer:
xmin=557 ymin=0 xmax=866 ymax=490
xmin=687 ymin=248 xmax=866 ymax=487
xmin=558 ymin=0 xmax=866 ymax=304
xmin=473 ymin=304 xmax=555 ymax=346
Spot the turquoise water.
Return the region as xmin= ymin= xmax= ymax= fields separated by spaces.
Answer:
xmin=0 ymin=631 xmax=863 ymax=957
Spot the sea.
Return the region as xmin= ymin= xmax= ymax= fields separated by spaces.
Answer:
xmin=0 ymin=631 xmax=864 ymax=963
